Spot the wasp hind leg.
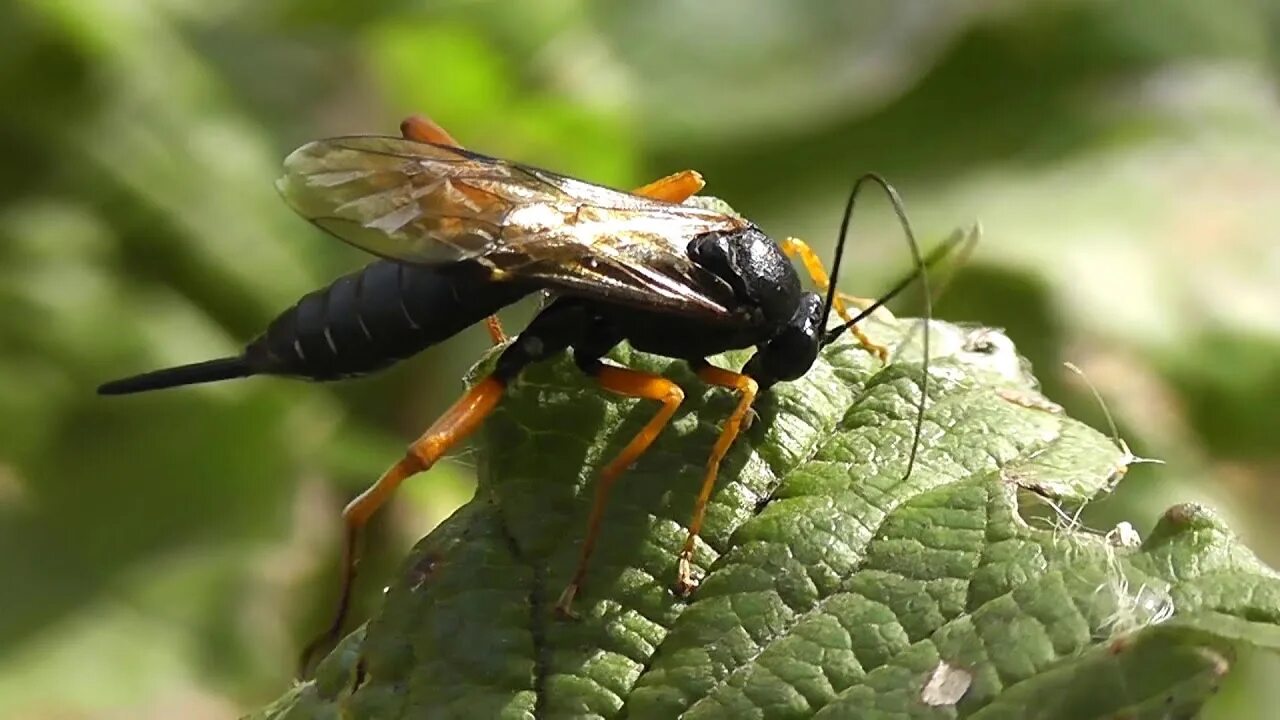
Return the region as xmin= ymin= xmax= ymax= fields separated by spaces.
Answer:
xmin=299 ymin=300 xmax=592 ymax=675
xmin=399 ymin=114 xmax=463 ymax=149
xmin=299 ymin=375 xmax=506 ymax=675
xmin=556 ymin=360 xmax=685 ymax=618
xmin=779 ymin=237 xmax=889 ymax=362
xmin=674 ymin=362 xmax=759 ymax=595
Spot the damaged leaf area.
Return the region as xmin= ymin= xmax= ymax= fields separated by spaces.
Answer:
xmin=255 ymin=313 xmax=1280 ymax=720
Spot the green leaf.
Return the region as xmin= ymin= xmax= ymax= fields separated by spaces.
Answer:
xmin=254 ymin=288 xmax=1280 ymax=720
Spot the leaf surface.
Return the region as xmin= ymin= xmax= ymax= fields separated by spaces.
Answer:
xmin=256 ymin=299 xmax=1280 ymax=720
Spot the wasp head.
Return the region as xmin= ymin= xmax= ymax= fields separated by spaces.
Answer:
xmin=742 ymin=292 xmax=823 ymax=388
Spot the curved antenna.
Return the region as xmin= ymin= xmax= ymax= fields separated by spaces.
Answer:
xmin=927 ymin=222 xmax=980 ymax=306
xmin=818 ymin=173 xmax=931 ymax=480
xmin=820 ymin=224 xmax=973 ymax=347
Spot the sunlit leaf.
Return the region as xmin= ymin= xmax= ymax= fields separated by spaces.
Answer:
xmin=258 ymin=309 xmax=1280 ymax=718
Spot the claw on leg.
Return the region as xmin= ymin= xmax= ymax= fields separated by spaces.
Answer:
xmin=675 ymin=552 xmax=699 ymax=596
xmin=554 ymin=583 xmax=580 ymax=619
xmin=848 ymin=324 xmax=889 ymax=363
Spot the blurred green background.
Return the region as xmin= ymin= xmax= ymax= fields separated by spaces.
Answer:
xmin=2 ymin=0 xmax=1279 ymax=717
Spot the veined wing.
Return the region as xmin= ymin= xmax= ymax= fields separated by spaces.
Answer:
xmin=277 ymin=136 xmax=748 ymax=319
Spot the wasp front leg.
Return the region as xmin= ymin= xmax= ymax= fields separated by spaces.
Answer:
xmin=779 ymin=237 xmax=889 ymax=362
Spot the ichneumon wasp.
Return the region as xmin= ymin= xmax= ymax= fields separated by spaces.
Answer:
xmin=99 ymin=115 xmax=966 ymax=672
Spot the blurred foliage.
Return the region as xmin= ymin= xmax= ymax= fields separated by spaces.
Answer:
xmin=1 ymin=0 xmax=1278 ymax=717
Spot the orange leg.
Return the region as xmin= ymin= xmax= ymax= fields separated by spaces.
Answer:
xmin=631 ymin=170 xmax=705 ymax=203
xmin=779 ymin=237 xmax=889 ymax=362
xmin=300 ymin=375 xmax=506 ymax=674
xmin=483 ymin=315 xmax=507 ymax=345
xmin=399 ymin=114 xmax=462 ymax=147
xmin=675 ymin=365 xmax=759 ymax=595
xmin=555 ymin=366 xmax=685 ymax=617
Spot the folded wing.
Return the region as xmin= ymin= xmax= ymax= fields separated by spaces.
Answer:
xmin=278 ymin=136 xmax=746 ymax=319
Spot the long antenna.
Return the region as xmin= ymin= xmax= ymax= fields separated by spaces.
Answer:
xmin=818 ymin=174 xmax=932 ymax=480
xmin=820 ymin=224 xmax=972 ymax=347
xmin=816 ymin=177 xmax=861 ymax=337
xmin=928 ymin=222 xmax=980 ymax=306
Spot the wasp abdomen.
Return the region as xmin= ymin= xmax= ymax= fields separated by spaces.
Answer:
xmin=250 ymin=260 xmax=531 ymax=381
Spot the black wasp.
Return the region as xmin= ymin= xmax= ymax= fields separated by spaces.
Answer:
xmin=99 ymin=116 xmax=954 ymax=667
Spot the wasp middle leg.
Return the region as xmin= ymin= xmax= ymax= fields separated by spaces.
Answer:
xmin=301 ymin=291 xmax=586 ymax=674
xmin=555 ymin=361 xmax=684 ymax=617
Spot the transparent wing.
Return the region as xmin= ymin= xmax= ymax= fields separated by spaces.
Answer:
xmin=277 ymin=136 xmax=747 ymax=318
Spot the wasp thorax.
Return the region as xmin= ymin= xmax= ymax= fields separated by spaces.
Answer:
xmin=688 ymin=226 xmax=802 ymax=331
